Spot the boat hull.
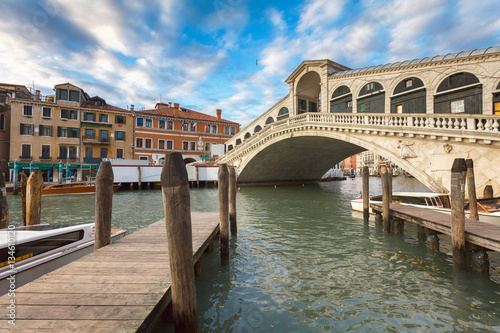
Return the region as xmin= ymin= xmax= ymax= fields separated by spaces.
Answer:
xmin=42 ymin=183 xmax=121 ymax=195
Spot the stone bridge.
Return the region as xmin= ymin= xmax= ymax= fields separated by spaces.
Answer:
xmin=219 ymin=47 xmax=500 ymax=194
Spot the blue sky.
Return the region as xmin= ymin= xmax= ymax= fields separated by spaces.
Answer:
xmin=1 ymin=0 xmax=500 ymax=126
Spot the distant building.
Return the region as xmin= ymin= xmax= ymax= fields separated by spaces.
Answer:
xmin=340 ymin=154 xmax=356 ymax=176
xmin=133 ymin=103 xmax=239 ymax=164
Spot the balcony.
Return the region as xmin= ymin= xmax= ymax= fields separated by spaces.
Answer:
xmin=19 ymin=155 xmax=32 ymax=161
xmin=39 ymin=156 xmax=52 ymax=160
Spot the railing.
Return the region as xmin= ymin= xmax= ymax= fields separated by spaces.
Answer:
xmin=224 ymin=112 xmax=500 ymax=160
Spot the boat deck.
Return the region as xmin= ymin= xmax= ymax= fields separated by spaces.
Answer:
xmin=371 ymin=203 xmax=500 ymax=251
xmin=0 ymin=212 xmax=219 ymax=332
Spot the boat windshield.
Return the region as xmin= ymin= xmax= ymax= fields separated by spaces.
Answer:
xmin=13 ymin=225 xmax=72 ymax=231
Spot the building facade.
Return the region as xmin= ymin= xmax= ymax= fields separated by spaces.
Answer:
xmin=134 ymin=103 xmax=239 ymax=164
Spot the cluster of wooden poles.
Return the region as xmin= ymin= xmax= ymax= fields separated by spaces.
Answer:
xmin=361 ymin=158 xmax=492 ymax=273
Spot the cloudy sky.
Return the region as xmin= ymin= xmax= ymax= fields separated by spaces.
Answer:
xmin=1 ymin=0 xmax=499 ymax=127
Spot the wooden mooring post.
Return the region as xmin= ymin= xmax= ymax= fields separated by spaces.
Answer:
xmin=161 ymin=152 xmax=199 ymax=332
xmin=466 ymin=159 xmax=478 ymax=221
xmin=451 ymin=158 xmax=467 ymax=271
xmin=362 ymin=166 xmax=369 ymax=224
xmin=26 ymin=171 xmax=43 ymax=226
xmin=219 ymin=163 xmax=229 ymax=265
xmin=380 ymin=165 xmax=391 ymax=233
xmin=0 ymin=170 xmax=8 ymax=229
xmin=229 ymin=166 xmax=237 ymax=235
xmin=484 ymin=185 xmax=493 ymax=199
xmin=21 ymin=173 xmax=28 ymax=225
xmin=95 ymin=161 xmax=114 ymax=250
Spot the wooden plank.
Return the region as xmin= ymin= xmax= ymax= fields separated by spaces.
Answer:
xmin=0 ymin=212 xmax=219 ymax=332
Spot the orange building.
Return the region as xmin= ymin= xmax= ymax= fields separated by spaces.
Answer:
xmin=134 ymin=103 xmax=239 ymax=163
xmin=340 ymin=154 xmax=357 ymax=176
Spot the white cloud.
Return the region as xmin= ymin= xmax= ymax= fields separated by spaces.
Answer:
xmin=297 ymin=0 xmax=345 ymax=33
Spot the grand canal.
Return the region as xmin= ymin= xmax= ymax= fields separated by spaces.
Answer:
xmin=6 ymin=177 xmax=500 ymax=331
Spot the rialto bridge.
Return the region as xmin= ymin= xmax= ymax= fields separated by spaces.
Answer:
xmin=219 ymin=47 xmax=500 ymax=194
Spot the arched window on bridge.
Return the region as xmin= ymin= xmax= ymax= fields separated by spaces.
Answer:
xmin=236 ymin=139 xmax=242 ymax=146
xmin=357 ymin=82 xmax=384 ymax=113
xmin=244 ymin=132 xmax=251 ymax=140
xmin=494 ymin=81 xmax=500 ymax=115
xmin=227 ymin=144 xmax=233 ymax=151
xmin=296 ymin=71 xmax=321 ymax=114
xmin=391 ymin=77 xmax=426 ymax=114
xmin=265 ymin=117 xmax=274 ymax=126
xmin=434 ymin=72 xmax=482 ymax=114
xmin=277 ymin=107 xmax=289 ymax=121
xmin=330 ymin=85 xmax=352 ymax=113
xmin=254 ymin=125 xmax=262 ymax=133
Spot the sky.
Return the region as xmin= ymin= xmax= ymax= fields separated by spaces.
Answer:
xmin=1 ymin=0 xmax=500 ymax=127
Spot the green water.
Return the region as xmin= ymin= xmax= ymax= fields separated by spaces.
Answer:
xmin=5 ymin=177 xmax=500 ymax=331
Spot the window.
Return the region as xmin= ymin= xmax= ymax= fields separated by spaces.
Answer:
xmin=299 ymin=99 xmax=307 ymax=112
xmin=59 ymin=146 xmax=78 ymax=159
xmin=115 ymin=131 xmax=125 ymax=141
xmin=0 ymin=114 xmax=4 ymax=130
xmin=346 ymin=101 xmax=352 ymax=108
xmin=159 ymin=140 xmax=165 ymax=149
xmin=495 ymin=102 xmax=500 ymax=115
xmin=115 ymin=115 xmax=126 ymax=124
xmin=167 ymin=121 xmax=173 ymax=129
xmin=211 ymin=125 xmax=217 ymax=134
xmin=116 ymin=148 xmax=123 ymax=159
xmin=182 ymin=141 xmax=188 ymax=150
xmin=99 ymin=114 xmax=108 ymax=122
xmin=396 ymin=104 xmax=403 ymax=114
xmin=139 ymin=156 xmax=148 ymax=161
xmin=146 ymin=119 xmax=152 ymax=128
xmin=39 ymin=125 xmax=52 ymax=136
xmin=42 ymin=107 xmax=51 ymax=118
xmin=85 ymin=147 xmax=93 ymax=159
xmin=23 ymin=105 xmax=33 ymax=116
xmin=359 ymin=104 xmax=366 ymax=112
xmin=190 ymin=123 xmax=196 ymax=132
xmin=309 ymin=101 xmax=318 ymax=113
xmin=224 ymin=127 xmax=230 ymax=135
xmin=58 ymin=89 xmax=68 ymax=101
xmin=205 ymin=143 xmax=211 ymax=152
xmin=145 ymin=138 xmax=152 ymax=148
xmin=230 ymin=127 xmax=236 ymax=135
xmin=136 ymin=117 xmax=144 ymax=127
xmin=167 ymin=140 xmax=173 ymax=150
xmin=99 ymin=130 xmax=110 ymax=142
xmin=136 ymin=138 xmax=143 ymax=148
xmin=404 ymin=79 xmax=413 ymax=88
xmin=190 ymin=142 xmax=196 ymax=151
xmin=159 ymin=120 xmax=165 ymax=129
xmin=41 ymin=145 xmax=51 ymax=159
xmin=69 ymin=90 xmax=79 ymax=102
xmin=182 ymin=122 xmax=188 ymax=131
xmin=61 ymin=109 xmax=78 ymax=120
xmin=84 ymin=112 xmax=96 ymax=121
xmin=21 ymin=144 xmax=31 ymax=159
xmin=100 ymin=148 xmax=107 ymax=158
xmin=20 ymin=123 xmax=34 ymax=135
xmin=69 ymin=146 xmax=77 ymax=159
xmin=57 ymin=127 xmax=79 ymax=138
xmin=205 ymin=124 xmax=210 ymax=133
xmin=451 ymin=100 xmax=465 ymax=113
xmin=367 ymin=82 xmax=374 ymax=91
xmin=84 ymin=128 xmax=95 ymax=139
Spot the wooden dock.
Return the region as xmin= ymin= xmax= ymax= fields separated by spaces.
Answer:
xmin=0 ymin=212 xmax=219 ymax=332
xmin=371 ymin=203 xmax=500 ymax=251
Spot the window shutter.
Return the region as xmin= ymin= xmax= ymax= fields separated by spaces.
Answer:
xmin=49 ymin=125 xmax=52 ymax=137
xmin=76 ymin=128 xmax=80 ymax=138
xmin=39 ymin=124 xmax=43 ymax=136
xmin=57 ymin=126 xmax=61 ymax=137
xmin=115 ymin=115 xmax=118 ymax=123
xmin=20 ymin=124 xmax=24 ymax=135
xmin=123 ymin=116 xmax=126 ymax=124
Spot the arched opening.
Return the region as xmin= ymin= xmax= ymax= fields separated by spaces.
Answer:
xmin=254 ymin=125 xmax=262 ymax=133
xmin=494 ymin=81 xmax=500 ymax=115
xmin=244 ymin=132 xmax=251 ymax=140
xmin=265 ymin=117 xmax=274 ymax=125
xmin=277 ymin=107 xmax=289 ymax=121
xmin=228 ymin=144 xmax=233 ymax=151
xmin=330 ymin=85 xmax=352 ymax=113
xmin=391 ymin=77 xmax=426 ymax=114
xmin=236 ymin=139 xmax=242 ymax=146
xmin=183 ymin=158 xmax=196 ymax=165
xmin=357 ymin=82 xmax=384 ymax=113
xmin=434 ymin=72 xmax=482 ymax=114
xmin=296 ymin=71 xmax=321 ymax=114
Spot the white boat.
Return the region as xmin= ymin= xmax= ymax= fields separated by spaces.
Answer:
xmin=0 ymin=223 xmax=126 ymax=295
xmin=351 ymin=192 xmax=500 ymax=226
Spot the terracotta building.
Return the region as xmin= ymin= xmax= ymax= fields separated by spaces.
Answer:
xmin=134 ymin=103 xmax=239 ymax=164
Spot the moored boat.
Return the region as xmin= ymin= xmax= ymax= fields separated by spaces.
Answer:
xmin=42 ymin=182 xmax=121 ymax=195
xmin=0 ymin=223 xmax=126 ymax=294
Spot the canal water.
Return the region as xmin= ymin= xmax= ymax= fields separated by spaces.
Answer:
xmin=6 ymin=177 xmax=500 ymax=331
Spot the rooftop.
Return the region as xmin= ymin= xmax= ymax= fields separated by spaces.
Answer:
xmin=136 ymin=106 xmax=239 ymax=125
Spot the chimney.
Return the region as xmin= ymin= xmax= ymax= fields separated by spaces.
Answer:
xmin=216 ymin=109 xmax=222 ymax=122
xmin=174 ymin=103 xmax=180 ymax=117
xmin=35 ymin=90 xmax=40 ymax=101
xmin=130 ymin=104 xmax=134 ymax=111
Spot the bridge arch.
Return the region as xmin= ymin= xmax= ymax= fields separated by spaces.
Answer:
xmin=434 ymin=72 xmax=482 ymax=114
xmin=330 ymin=85 xmax=353 ymax=113
xmin=254 ymin=125 xmax=262 ymax=133
xmin=296 ymin=71 xmax=321 ymax=114
xmin=357 ymin=81 xmax=385 ymax=113
xmin=390 ymin=77 xmax=426 ymax=114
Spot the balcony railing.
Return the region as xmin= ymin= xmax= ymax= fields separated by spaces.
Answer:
xmin=19 ymin=155 xmax=32 ymax=160
xmin=39 ymin=156 xmax=52 ymax=160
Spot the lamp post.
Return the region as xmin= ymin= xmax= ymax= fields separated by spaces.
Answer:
xmin=13 ymin=160 xmax=18 ymax=195
xmin=58 ymin=161 xmax=63 ymax=184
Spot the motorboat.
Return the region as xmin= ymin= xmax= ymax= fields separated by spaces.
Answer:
xmin=0 ymin=223 xmax=126 ymax=294
xmin=351 ymin=192 xmax=500 ymax=226
xmin=42 ymin=182 xmax=121 ymax=195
